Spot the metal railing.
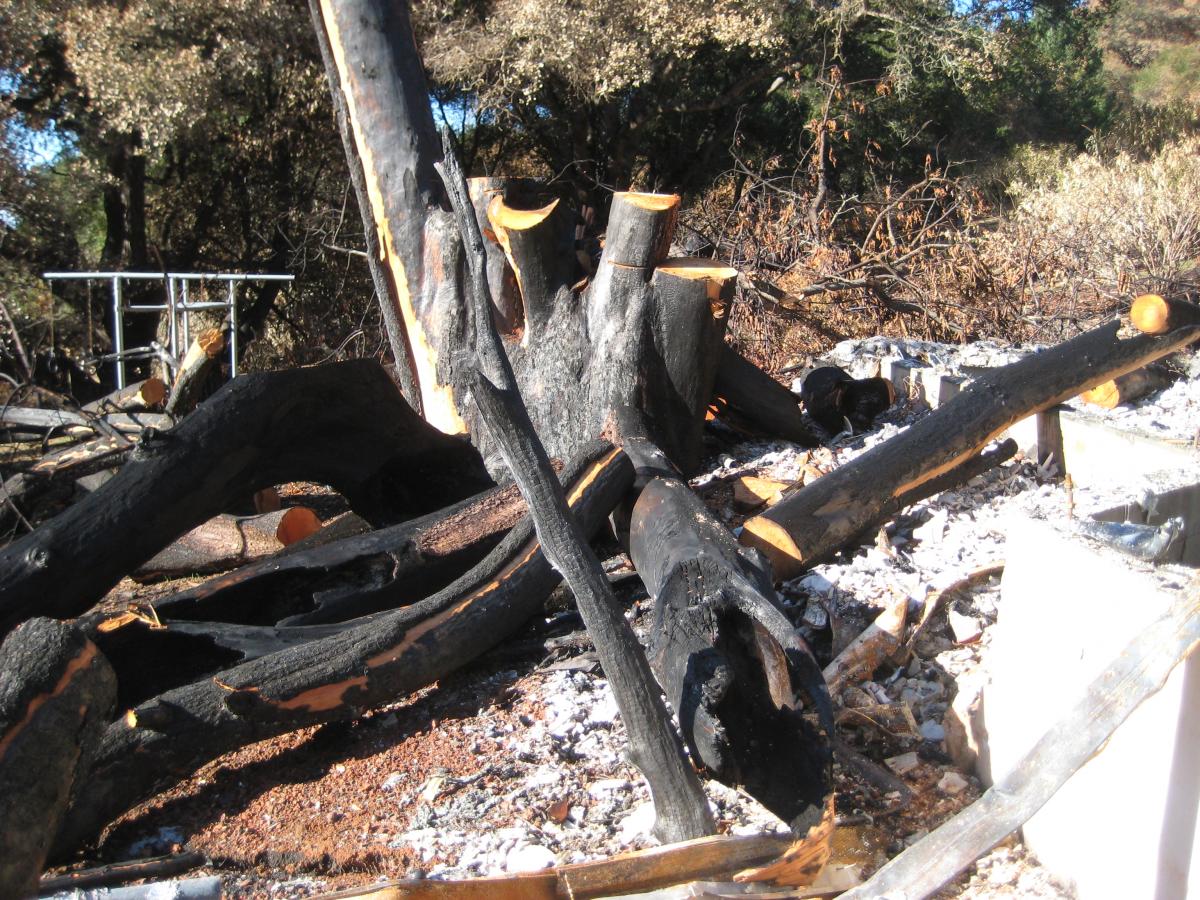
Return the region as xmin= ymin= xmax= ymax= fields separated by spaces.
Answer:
xmin=42 ymin=271 xmax=294 ymax=388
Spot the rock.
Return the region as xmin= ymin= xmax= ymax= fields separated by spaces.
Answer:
xmin=938 ymin=771 xmax=970 ymax=795
xmin=885 ymin=752 xmax=921 ymax=777
xmin=505 ymin=843 xmax=557 ymax=873
xmin=616 ymin=802 xmax=656 ymax=843
xmin=586 ymin=778 xmax=630 ymax=798
xmin=944 ymin=670 xmax=988 ymax=774
xmin=380 ymin=773 xmax=404 ymax=792
xmin=920 ymin=720 xmax=946 ymax=742
xmin=802 ymin=601 xmax=829 ymax=629
xmin=949 ymin=609 xmax=983 ymax=644
xmin=587 ymin=693 xmax=620 ymax=726
xmin=913 ymin=509 xmax=949 ymax=545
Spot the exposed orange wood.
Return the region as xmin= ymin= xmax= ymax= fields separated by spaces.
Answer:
xmin=0 ymin=642 xmax=99 ymax=763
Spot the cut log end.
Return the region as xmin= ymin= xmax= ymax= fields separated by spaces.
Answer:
xmin=656 ymin=258 xmax=738 ymax=311
xmin=1130 ymin=294 xmax=1170 ymax=334
xmin=738 ymin=515 xmax=805 ymax=580
xmin=141 ymin=377 xmax=168 ymax=407
xmin=197 ymin=329 xmax=226 ymax=358
xmin=617 ymin=191 xmax=681 ymax=212
xmin=487 ymin=195 xmax=559 ymax=231
xmin=275 ymin=507 xmax=323 ymax=545
xmin=1130 ymin=293 xmax=1200 ymax=335
xmin=1078 ymin=366 xmax=1170 ymax=409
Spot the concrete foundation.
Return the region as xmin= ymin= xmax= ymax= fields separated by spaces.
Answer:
xmin=981 ymin=516 xmax=1199 ymax=899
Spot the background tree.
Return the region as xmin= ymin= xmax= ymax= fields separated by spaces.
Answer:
xmin=1 ymin=0 xmax=381 ymax=390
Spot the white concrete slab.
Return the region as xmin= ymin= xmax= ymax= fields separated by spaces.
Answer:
xmin=982 ymin=517 xmax=1199 ymax=899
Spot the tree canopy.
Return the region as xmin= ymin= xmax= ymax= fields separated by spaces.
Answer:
xmin=0 ymin=0 xmax=1187 ymax=387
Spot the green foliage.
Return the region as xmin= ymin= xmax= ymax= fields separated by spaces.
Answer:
xmin=1102 ymin=0 xmax=1200 ymax=105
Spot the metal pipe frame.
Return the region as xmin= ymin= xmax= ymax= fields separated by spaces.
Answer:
xmin=42 ymin=272 xmax=293 ymax=388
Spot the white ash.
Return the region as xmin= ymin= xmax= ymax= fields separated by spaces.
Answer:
xmin=956 ymin=843 xmax=1078 ymax=898
xmin=387 ymin=669 xmax=788 ymax=883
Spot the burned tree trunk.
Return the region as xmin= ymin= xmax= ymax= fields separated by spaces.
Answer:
xmin=310 ymin=0 xmax=733 ymax=476
xmin=439 ymin=140 xmax=715 ymax=843
xmin=0 ymin=360 xmax=491 ymax=637
xmin=306 ymin=0 xmax=835 ymax=861
xmin=0 ymin=619 xmax=116 ymax=896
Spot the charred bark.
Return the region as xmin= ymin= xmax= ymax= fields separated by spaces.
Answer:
xmin=0 ymin=360 xmax=492 ymax=637
xmin=85 ymin=480 xmax=541 ymax=707
xmin=714 ymin=347 xmax=818 ymax=447
xmin=0 ymin=619 xmax=116 ymax=896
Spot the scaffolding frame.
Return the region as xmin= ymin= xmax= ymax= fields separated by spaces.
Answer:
xmin=42 ymin=271 xmax=294 ymax=388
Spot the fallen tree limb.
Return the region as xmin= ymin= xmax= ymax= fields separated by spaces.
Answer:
xmin=84 ymin=484 xmax=531 ymax=706
xmin=437 ymin=130 xmax=715 ymax=843
xmin=39 ymin=850 xmax=206 ymax=894
xmin=0 ymin=360 xmax=493 ymax=638
xmin=165 ymin=328 xmax=226 ymax=418
xmin=840 ymin=575 xmax=1200 ymax=900
xmin=0 ymin=619 xmax=116 ymax=898
xmin=314 ymin=832 xmax=805 ymax=899
xmin=107 ymin=476 xmax=535 ymax=631
xmin=0 ymin=406 xmax=171 ymax=436
xmin=51 ymin=441 xmax=631 ymax=858
xmin=83 ymin=378 xmax=167 ymax=415
xmin=131 ymin=508 xmax=323 ymax=582
xmin=822 ymin=596 xmax=906 ymax=701
xmin=741 ymin=321 xmax=1200 ymax=580
xmin=1 ymin=434 xmax=134 ymax=527
xmin=714 ymin=346 xmax=818 ymax=447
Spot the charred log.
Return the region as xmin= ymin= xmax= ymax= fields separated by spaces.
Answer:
xmin=0 ymin=619 xmax=116 ymax=896
xmin=744 ymin=321 xmax=1200 ymax=580
xmin=84 ymin=477 xmax=545 ymax=707
xmin=51 ymin=441 xmax=631 ymax=857
xmin=714 ymin=347 xmax=818 ymax=447
xmin=616 ymin=423 xmax=832 ymax=836
xmin=0 ymin=360 xmax=492 ymax=638
xmin=799 ymin=366 xmax=896 ymax=436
